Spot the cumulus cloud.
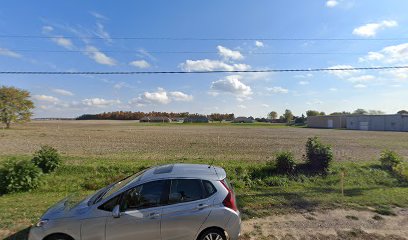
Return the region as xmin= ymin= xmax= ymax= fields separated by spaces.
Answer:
xmin=82 ymin=98 xmax=120 ymax=107
xmin=52 ymin=89 xmax=74 ymax=96
xmin=354 ymin=84 xmax=367 ymax=88
xmin=326 ymin=0 xmax=339 ymax=8
xmin=0 ymin=48 xmax=21 ymax=58
xmin=266 ymin=86 xmax=289 ymax=94
xmin=360 ymin=43 xmax=408 ymax=64
xmin=130 ymin=88 xmax=193 ymax=106
xmin=42 ymin=26 xmax=54 ymax=33
xmin=327 ymin=65 xmax=359 ymax=78
xmin=210 ymin=75 xmax=252 ymax=97
xmin=32 ymin=95 xmax=59 ymax=103
xmin=255 ymin=41 xmax=264 ymax=48
xmin=329 ymin=88 xmax=338 ymax=92
xmin=169 ymin=91 xmax=193 ymax=101
xmin=298 ymin=81 xmax=309 ymax=85
xmin=353 ymin=20 xmax=398 ymax=37
xmin=84 ymin=45 xmax=116 ymax=66
xmin=51 ymin=36 xmax=74 ymax=49
xmin=180 ymin=59 xmax=250 ymax=72
xmin=129 ymin=60 xmax=151 ymax=69
xmin=348 ymin=75 xmax=375 ymax=83
xmin=217 ymin=46 xmax=244 ymax=60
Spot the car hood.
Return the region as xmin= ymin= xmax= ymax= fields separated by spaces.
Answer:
xmin=41 ymin=193 xmax=92 ymax=220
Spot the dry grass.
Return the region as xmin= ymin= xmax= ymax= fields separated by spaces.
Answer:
xmin=1 ymin=120 xmax=407 ymax=163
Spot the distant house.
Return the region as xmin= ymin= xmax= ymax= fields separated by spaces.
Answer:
xmin=233 ymin=117 xmax=254 ymax=123
xmin=183 ymin=116 xmax=209 ymax=123
xmin=140 ymin=116 xmax=171 ymax=123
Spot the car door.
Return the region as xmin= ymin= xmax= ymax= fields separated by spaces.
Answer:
xmin=160 ymin=179 xmax=215 ymax=240
xmin=105 ymin=180 xmax=169 ymax=240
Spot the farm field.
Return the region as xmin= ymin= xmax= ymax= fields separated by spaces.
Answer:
xmin=1 ymin=120 xmax=408 ymax=239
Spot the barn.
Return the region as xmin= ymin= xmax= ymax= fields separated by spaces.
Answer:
xmin=307 ymin=115 xmax=347 ymax=129
xmin=183 ymin=116 xmax=209 ymax=123
xmin=346 ymin=114 xmax=408 ymax=132
xmin=140 ymin=116 xmax=172 ymax=123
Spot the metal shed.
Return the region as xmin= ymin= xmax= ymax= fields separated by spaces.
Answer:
xmin=307 ymin=115 xmax=347 ymax=129
xmin=346 ymin=114 xmax=408 ymax=132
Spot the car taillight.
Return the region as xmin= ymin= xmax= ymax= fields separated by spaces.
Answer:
xmin=221 ymin=179 xmax=238 ymax=212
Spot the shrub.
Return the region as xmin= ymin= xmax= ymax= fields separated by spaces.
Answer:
xmin=275 ymin=151 xmax=296 ymax=174
xmin=0 ymin=159 xmax=42 ymax=194
xmin=32 ymin=145 xmax=61 ymax=173
xmin=305 ymin=137 xmax=333 ymax=173
xmin=379 ymin=150 xmax=402 ymax=171
xmin=263 ymin=176 xmax=290 ymax=187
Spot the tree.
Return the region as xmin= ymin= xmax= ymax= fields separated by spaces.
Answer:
xmin=268 ymin=111 xmax=278 ymax=120
xmin=352 ymin=109 xmax=368 ymax=115
xmin=306 ymin=110 xmax=320 ymax=117
xmin=397 ymin=110 xmax=408 ymax=114
xmin=330 ymin=111 xmax=351 ymax=116
xmin=368 ymin=110 xmax=385 ymax=115
xmin=283 ymin=109 xmax=294 ymax=123
xmin=0 ymin=86 xmax=34 ymax=128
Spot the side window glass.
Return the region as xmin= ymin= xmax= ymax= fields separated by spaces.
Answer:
xmin=122 ymin=180 xmax=167 ymax=211
xmin=169 ymin=179 xmax=203 ymax=204
xmin=203 ymin=180 xmax=217 ymax=197
xmin=98 ymin=194 xmax=121 ymax=212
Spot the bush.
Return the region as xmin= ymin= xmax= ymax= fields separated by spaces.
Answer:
xmin=0 ymin=159 xmax=42 ymax=194
xmin=275 ymin=151 xmax=296 ymax=174
xmin=305 ymin=137 xmax=333 ymax=173
xmin=379 ymin=150 xmax=402 ymax=171
xmin=263 ymin=176 xmax=290 ymax=187
xmin=32 ymin=145 xmax=61 ymax=173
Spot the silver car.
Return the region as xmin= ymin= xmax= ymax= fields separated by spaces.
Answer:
xmin=29 ymin=164 xmax=241 ymax=240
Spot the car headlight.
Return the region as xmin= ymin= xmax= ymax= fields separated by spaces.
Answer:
xmin=35 ymin=219 xmax=49 ymax=227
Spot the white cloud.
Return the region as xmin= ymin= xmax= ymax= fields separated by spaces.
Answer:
xmin=261 ymin=104 xmax=270 ymax=108
xmin=0 ymin=48 xmax=21 ymax=58
xmin=95 ymin=22 xmax=112 ymax=43
xmin=348 ymin=75 xmax=375 ymax=83
xmin=129 ymin=60 xmax=151 ymax=69
xmin=84 ymin=45 xmax=116 ymax=66
xmin=306 ymin=99 xmax=323 ymax=105
xmin=180 ymin=59 xmax=250 ymax=72
xmin=255 ymin=41 xmax=264 ymax=48
xmin=329 ymin=88 xmax=338 ymax=92
xmin=298 ymin=81 xmax=309 ymax=85
xmin=361 ymin=43 xmax=408 ymax=64
xmin=353 ymin=20 xmax=398 ymax=37
xmin=266 ymin=86 xmax=289 ymax=94
xmin=238 ymin=105 xmax=247 ymax=109
xmin=169 ymin=91 xmax=193 ymax=102
xmin=326 ymin=0 xmax=339 ymax=8
xmin=32 ymin=95 xmax=59 ymax=103
xmin=52 ymin=89 xmax=74 ymax=96
xmin=354 ymin=84 xmax=367 ymax=88
xmin=51 ymin=36 xmax=74 ymax=49
xmin=82 ymin=98 xmax=120 ymax=107
xmin=90 ymin=11 xmax=108 ymax=20
xmin=142 ymin=88 xmax=170 ymax=104
xmin=42 ymin=26 xmax=54 ymax=33
xmin=328 ymin=65 xmax=359 ymax=78
xmin=210 ymin=75 xmax=252 ymax=97
xmin=217 ymin=46 xmax=244 ymax=61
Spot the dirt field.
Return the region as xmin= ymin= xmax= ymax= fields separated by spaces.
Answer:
xmin=1 ymin=120 xmax=408 ymax=162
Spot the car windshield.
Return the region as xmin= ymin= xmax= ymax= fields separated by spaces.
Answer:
xmin=90 ymin=169 xmax=146 ymax=205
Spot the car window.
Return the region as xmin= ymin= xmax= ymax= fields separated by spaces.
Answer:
xmin=203 ymin=180 xmax=217 ymax=197
xmin=122 ymin=180 xmax=167 ymax=211
xmin=169 ymin=179 xmax=204 ymax=204
xmin=98 ymin=194 xmax=121 ymax=212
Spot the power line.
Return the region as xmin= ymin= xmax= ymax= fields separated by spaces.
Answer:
xmin=0 ymin=49 xmax=368 ymax=55
xmin=0 ymin=35 xmax=407 ymax=41
xmin=0 ymin=66 xmax=406 ymax=75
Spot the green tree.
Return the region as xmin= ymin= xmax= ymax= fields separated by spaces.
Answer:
xmin=0 ymin=86 xmax=34 ymax=128
xmin=368 ymin=110 xmax=385 ymax=115
xmin=352 ymin=108 xmax=368 ymax=115
xmin=268 ymin=111 xmax=278 ymax=120
xmin=397 ymin=110 xmax=408 ymax=114
xmin=283 ymin=109 xmax=294 ymax=123
xmin=306 ymin=110 xmax=320 ymax=117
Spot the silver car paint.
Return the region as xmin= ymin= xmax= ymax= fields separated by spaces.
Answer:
xmin=28 ymin=164 xmax=240 ymax=240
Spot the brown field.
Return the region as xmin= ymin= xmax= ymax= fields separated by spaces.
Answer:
xmin=0 ymin=120 xmax=407 ymax=162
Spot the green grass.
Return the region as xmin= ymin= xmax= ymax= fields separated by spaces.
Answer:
xmin=1 ymin=156 xmax=408 ymax=237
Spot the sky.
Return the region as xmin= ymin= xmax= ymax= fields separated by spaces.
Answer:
xmin=1 ymin=0 xmax=408 ymax=118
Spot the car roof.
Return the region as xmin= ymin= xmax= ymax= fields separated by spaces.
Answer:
xmin=138 ymin=163 xmax=226 ymax=182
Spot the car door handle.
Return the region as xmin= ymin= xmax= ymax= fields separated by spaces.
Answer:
xmin=197 ymin=204 xmax=209 ymax=210
xmin=149 ymin=212 xmax=161 ymax=219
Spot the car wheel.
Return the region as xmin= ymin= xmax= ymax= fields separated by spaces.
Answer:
xmin=45 ymin=234 xmax=74 ymax=240
xmin=199 ymin=228 xmax=226 ymax=240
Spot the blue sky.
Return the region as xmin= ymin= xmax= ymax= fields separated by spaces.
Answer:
xmin=1 ymin=0 xmax=408 ymax=118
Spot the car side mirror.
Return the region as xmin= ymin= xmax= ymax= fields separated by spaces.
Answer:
xmin=112 ymin=205 xmax=121 ymax=218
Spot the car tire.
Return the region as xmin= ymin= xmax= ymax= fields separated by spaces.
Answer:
xmin=199 ymin=228 xmax=227 ymax=240
xmin=45 ymin=233 xmax=74 ymax=240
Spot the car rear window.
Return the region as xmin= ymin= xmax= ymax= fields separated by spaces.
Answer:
xmin=203 ymin=180 xmax=217 ymax=197
xmin=169 ymin=179 xmax=204 ymax=203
